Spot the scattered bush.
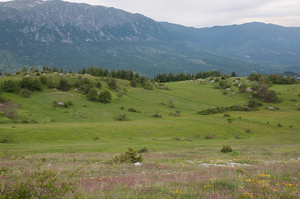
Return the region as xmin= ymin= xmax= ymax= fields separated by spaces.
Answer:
xmin=107 ymin=147 xmax=143 ymax=164
xmin=93 ymin=136 xmax=100 ymax=141
xmin=0 ymin=135 xmax=12 ymax=143
xmin=98 ymin=90 xmax=112 ymax=103
xmin=21 ymin=119 xmax=29 ymax=123
xmin=245 ymin=129 xmax=251 ymax=134
xmin=204 ymin=132 xmax=216 ymax=139
xmin=137 ymin=147 xmax=149 ymax=153
xmin=278 ymin=123 xmax=283 ymax=127
xmin=152 ymin=111 xmax=162 ymax=118
xmin=247 ymin=99 xmax=263 ymax=108
xmin=128 ymin=108 xmax=137 ymax=112
xmin=19 ymin=77 xmax=42 ymax=91
xmin=194 ymin=134 xmax=201 ymax=139
xmin=96 ymin=81 xmax=102 ymax=88
xmin=223 ymin=113 xmax=231 ymax=117
xmin=108 ymin=78 xmax=117 ymax=90
xmin=67 ymin=101 xmax=73 ymax=106
xmin=172 ymin=137 xmax=181 ymax=141
xmin=20 ymin=89 xmax=31 ymax=98
xmin=120 ymin=106 xmax=124 ymax=110
xmin=59 ymin=78 xmax=70 ymax=91
xmin=115 ymin=113 xmax=129 ymax=121
xmin=39 ymin=75 xmax=48 ymax=84
xmin=290 ymin=99 xmax=297 ymax=102
xmin=220 ymin=145 xmax=232 ymax=153
xmin=87 ymin=88 xmax=98 ymax=100
xmin=233 ymin=133 xmax=240 ymax=139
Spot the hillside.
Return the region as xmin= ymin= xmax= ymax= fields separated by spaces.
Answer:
xmin=1 ymin=72 xmax=300 ymax=198
xmin=0 ymin=0 xmax=300 ymax=76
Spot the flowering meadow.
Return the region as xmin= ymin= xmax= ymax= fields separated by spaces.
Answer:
xmin=1 ymin=144 xmax=299 ymax=198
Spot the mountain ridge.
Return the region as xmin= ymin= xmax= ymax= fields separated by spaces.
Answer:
xmin=0 ymin=0 xmax=300 ymax=76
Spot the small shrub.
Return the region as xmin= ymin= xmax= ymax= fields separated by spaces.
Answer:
xmin=0 ymin=135 xmax=12 ymax=143
xmin=21 ymin=119 xmax=29 ymax=123
xmin=289 ymin=125 xmax=292 ymax=128
xmin=20 ymin=89 xmax=31 ymax=98
xmin=233 ymin=133 xmax=240 ymax=139
xmin=64 ymin=110 xmax=68 ymax=113
xmin=108 ymin=147 xmax=143 ymax=164
xmin=128 ymin=108 xmax=137 ymax=112
xmin=278 ymin=123 xmax=282 ymax=127
xmin=115 ymin=113 xmax=129 ymax=121
xmin=220 ymin=145 xmax=232 ymax=153
xmin=120 ymin=106 xmax=124 ymax=110
xmin=290 ymin=99 xmax=297 ymax=101
xmin=204 ymin=132 xmax=216 ymax=139
xmin=137 ymin=147 xmax=148 ymax=153
xmin=96 ymin=81 xmax=102 ymax=88
xmin=245 ymin=129 xmax=251 ymax=134
xmin=50 ymin=119 xmax=56 ymax=122
xmin=172 ymin=137 xmax=181 ymax=141
xmin=194 ymin=134 xmax=201 ymax=139
xmin=223 ymin=113 xmax=231 ymax=117
xmin=30 ymin=119 xmax=38 ymax=123
xmin=223 ymin=91 xmax=227 ymax=95
xmin=63 ymin=103 xmax=69 ymax=108
xmin=67 ymin=101 xmax=73 ymax=106
xmin=152 ymin=111 xmax=162 ymax=118
xmin=93 ymin=136 xmax=100 ymax=141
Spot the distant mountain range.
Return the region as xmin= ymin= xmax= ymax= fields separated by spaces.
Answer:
xmin=1 ymin=0 xmax=300 ymax=76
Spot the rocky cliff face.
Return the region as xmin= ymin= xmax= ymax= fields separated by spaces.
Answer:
xmin=0 ymin=0 xmax=165 ymax=44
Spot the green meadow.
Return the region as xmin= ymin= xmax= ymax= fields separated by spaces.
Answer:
xmin=0 ymin=73 xmax=300 ymax=198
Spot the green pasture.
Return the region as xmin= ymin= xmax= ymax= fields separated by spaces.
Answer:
xmin=1 ymin=73 xmax=300 ymax=155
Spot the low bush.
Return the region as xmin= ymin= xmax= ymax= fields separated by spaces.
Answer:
xmin=223 ymin=113 xmax=231 ymax=117
xmin=137 ymin=147 xmax=149 ymax=153
xmin=278 ymin=123 xmax=283 ymax=127
xmin=204 ymin=132 xmax=216 ymax=139
xmin=152 ymin=111 xmax=162 ymax=118
xmin=233 ymin=133 xmax=240 ymax=139
xmin=220 ymin=145 xmax=232 ymax=153
xmin=115 ymin=113 xmax=129 ymax=121
xmin=107 ymin=147 xmax=143 ymax=164
xmin=0 ymin=135 xmax=12 ymax=143
xmin=245 ymin=129 xmax=251 ymax=134
xmin=128 ymin=108 xmax=137 ymax=112
xmin=120 ymin=106 xmax=124 ymax=110
xmin=20 ymin=89 xmax=31 ymax=98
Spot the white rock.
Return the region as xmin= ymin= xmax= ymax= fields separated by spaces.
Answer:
xmin=295 ymin=104 xmax=298 ymax=106
xmin=187 ymin=160 xmax=194 ymax=164
xmin=226 ymin=88 xmax=231 ymax=91
xmin=74 ymin=88 xmax=78 ymax=91
xmin=58 ymin=102 xmax=64 ymax=106
xmin=53 ymin=88 xmax=57 ymax=91
xmin=268 ymin=107 xmax=275 ymax=110
xmin=134 ymin=162 xmax=142 ymax=167
xmin=210 ymin=80 xmax=215 ymax=83
xmin=232 ymin=92 xmax=236 ymax=95
xmin=25 ymin=75 xmax=30 ymax=77
xmin=249 ymin=95 xmax=253 ymax=98
xmin=246 ymin=88 xmax=252 ymax=92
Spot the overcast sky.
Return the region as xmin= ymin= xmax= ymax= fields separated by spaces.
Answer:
xmin=2 ymin=0 xmax=300 ymax=28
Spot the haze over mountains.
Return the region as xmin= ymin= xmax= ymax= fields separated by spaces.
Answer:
xmin=1 ymin=0 xmax=300 ymax=76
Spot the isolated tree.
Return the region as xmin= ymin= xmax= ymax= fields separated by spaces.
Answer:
xmin=108 ymin=78 xmax=117 ymax=90
xmin=144 ymin=80 xmax=153 ymax=90
xmin=231 ymin=71 xmax=236 ymax=77
xmin=22 ymin=66 xmax=28 ymax=73
xmin=53 ymin=67 xmax=58 ymax=72
xmin=130 ymin=78 xmax=137 ymax=87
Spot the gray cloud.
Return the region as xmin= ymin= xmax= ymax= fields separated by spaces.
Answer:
xmin=1 ymin=0 xmax=299 ymax=27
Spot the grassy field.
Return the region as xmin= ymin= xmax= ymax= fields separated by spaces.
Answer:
xmin=0 ymin=73 xmax=300 ymax=198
